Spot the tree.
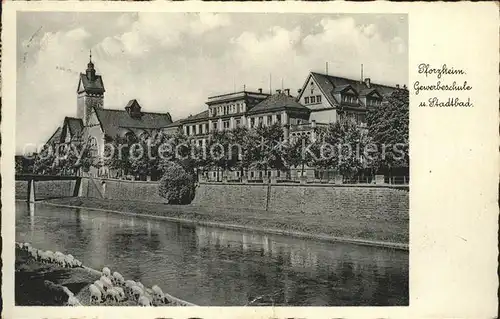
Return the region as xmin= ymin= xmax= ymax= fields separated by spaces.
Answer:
xmin=15 ymin=156 xmax=24 ymax=174
xmin=104 ymin=135 xmax=136 ymax=178
xmin=253 ymin=123 xmax=287 ymax=179
xmin=284 ymin=135 xmax=319 ymax=179
xmin=158 ymin=161 xmax=196 ymax=204
xmin=366 ymin=88 xmax=409 ymax=174
xmin=320 ymin=117 xmax=368 ymax=180
xmin=157 ymin=131 xmax=193 ymax=175
xmin=33 ymin=143 xmax=58 ymax=175
xmin=229 ymin=126 xmax=258 ymax=179
xmin=206 ymin=129 xmax=234 ymax=181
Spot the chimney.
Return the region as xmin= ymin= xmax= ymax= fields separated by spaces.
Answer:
xmin=364 ymin=78 xmax=371 ymax=88
xmin=258 ymin=88 xmax=262 ymax=93
xmin=403 ymin=84 xmax=407 ymax=90
xmin=284 ymin=88 xmax=290 ymax=96
xmin=396 ymin=84 xmax=400 ymax=89
xmin=276 ymin=89 xmax=281 ymax=94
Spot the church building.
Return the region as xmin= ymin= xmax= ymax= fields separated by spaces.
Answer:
xmin=46 ymin=53 xmax=174 ymax=178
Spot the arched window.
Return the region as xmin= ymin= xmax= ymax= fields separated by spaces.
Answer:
xmin=88 ymin=136 xmax=98 ymax=157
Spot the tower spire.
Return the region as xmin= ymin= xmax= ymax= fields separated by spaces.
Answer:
xmin=86 ymin=50 xmax=96 ymax=80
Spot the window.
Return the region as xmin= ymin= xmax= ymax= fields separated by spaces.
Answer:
xmin=236 ymin=119 xmax=241 ymax=127
xmin=267 ymin=115 xmax=272 ymax=125
xmin=213 ymin=122 xmax=218 ymax=130
xmin=277 ymin=114 xmax=282 ymax=123
xmin=250 ymin=118 xmax=255 ymax=127
xmin=305 ymin=97 xmax=310 ymax=104
xmin=223 ymin=121 xmax=230 ymax=129
xmin=311 ymin=96 xmax=316 ymax=103
xmin=251 ymin=171 xmax=255 ymax=178
xmin=236 ymin=171 xmax=240 ymax=177
xmin=212 ymin=108 xmax=217 ymax=116
xmin=259 ymin=117 xmax=263 ymax=125
xmin=359 ymin=114 xmax=366 ymax=123
xmin=317 ymin=95 xmax=322 ymax=103
xmin=267 ymin=171 xmax=271 ymax=177
xmin=277 ymin=171 xmax=281 ymax=177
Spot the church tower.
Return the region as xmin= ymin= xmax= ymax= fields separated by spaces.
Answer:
xmin=77 ymin=50 xmax=105 ymax=126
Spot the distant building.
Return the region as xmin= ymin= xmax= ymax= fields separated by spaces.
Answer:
xmin=173 ymin=72 xmax=399 ymax=181
xmin=46 ymin=53 xmax=173 ymax=178
xmin=174 ymin=72 xmax=398 ymax=143
xmin=42 ymin=52 xmax=399 ymax=181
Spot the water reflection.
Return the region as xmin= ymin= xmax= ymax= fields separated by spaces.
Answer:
xmin=29 ymin=203 xmax=35 ymax=235
xmin=15 ymin=202 xmax=408 ymax=306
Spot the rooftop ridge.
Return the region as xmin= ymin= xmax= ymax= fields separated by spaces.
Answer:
xmin=311 ymin=71 xmax=402 ymax=88
xmin=207 ymin=90 xmax=271 ymax=100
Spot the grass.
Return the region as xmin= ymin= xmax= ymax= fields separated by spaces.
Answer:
xmin=45 ymin=197 xmax=409 ymax=245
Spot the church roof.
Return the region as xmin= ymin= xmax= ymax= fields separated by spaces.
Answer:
xmin=63 ymin=117 xmax=84 ymax=137
xmin=79 ymin=73 xmax=105 ymax=94
xmin=46 ymin=126 xmax=62 ymax=145
xmin=95 ymin=107 xmax=173 ymax=139
xmin=247 ymin=92 xmax=310 ymax=115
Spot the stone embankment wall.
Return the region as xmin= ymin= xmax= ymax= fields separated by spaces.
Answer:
xmin=193 ymin=182 xmax=409 ymax=221
xmin=16 ymin=178 xmax=409 ymax=221
xmin=15 ymin=180 xmax=77 ymax=200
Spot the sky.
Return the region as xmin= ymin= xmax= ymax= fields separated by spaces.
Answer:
xmin=16 ymin=12 xmax=408 ymax=154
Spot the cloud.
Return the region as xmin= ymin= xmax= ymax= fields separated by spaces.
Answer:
xmin=96 ymin=13 xmax=232 ymax=58
xmin=17 ymin=27 xmax=93 ymax=151
xmin=301 ymin=17 xmax=407 ymax=85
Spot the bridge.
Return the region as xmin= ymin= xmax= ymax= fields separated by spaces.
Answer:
xmin=16 ymin=174 xmax=82 ymax=203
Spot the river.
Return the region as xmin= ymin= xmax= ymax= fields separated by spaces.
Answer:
xmin=15 ymin=201 xmax=408 ymax=306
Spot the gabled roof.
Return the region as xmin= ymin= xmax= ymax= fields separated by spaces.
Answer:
xmin=332 ymin=84 xmax=357 ymax=94
xmin=46 ymin=126 xmax=62 ymax=145
xmin=125 ymin=99 xmax=141 ymax=109
xmin=247 ymin=92 xmax=310 ymax=115
xmin=303 ymin=72 xmax=398 ymax=107
xmin=63 ymin=117 xmax=84 ymax=137
xmin=95 ymin=107 xmax=173 ymax=139
xmin=181 ymin=110 xmax=209 ymax=124
xmin=166 ymin=118 xmax=183 ymax=128
xmin=359 ymin=88 xmax=383 ymax=98
xmin=78 ymin=73 xmax=105 ymax=94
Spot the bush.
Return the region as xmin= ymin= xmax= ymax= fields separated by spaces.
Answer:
xmin=158 ymin=161 xmax=196 ymax=204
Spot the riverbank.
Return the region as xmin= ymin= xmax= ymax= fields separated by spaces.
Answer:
xmin=15 ymin=245 xmax=196 ymax=306
xmin=41 ymin=197 xmax=409 ymax=250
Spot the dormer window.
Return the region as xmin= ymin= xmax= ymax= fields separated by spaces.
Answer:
xmin=125 ymin=99 xmax=142 ymax=119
